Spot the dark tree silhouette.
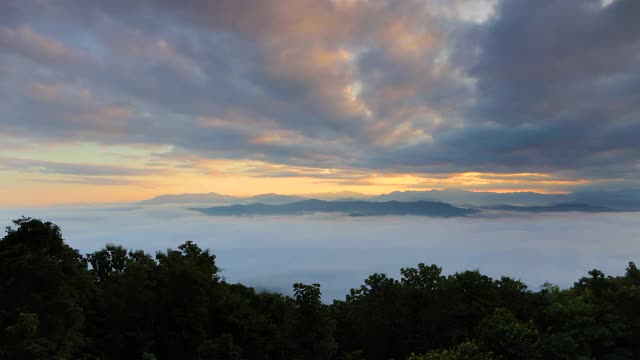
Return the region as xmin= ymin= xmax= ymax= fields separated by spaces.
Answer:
xmin=1 ymin=217 xmax=640 ymax=359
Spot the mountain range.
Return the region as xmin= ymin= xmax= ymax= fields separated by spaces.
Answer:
xmin=138 ymin=192 xmax=306 ymax=206
xmin=139 ymin=188 xmax=640 ymax=211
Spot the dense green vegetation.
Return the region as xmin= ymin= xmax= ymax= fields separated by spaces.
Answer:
xmin=1 ymin=217 xmax=640 ymax=359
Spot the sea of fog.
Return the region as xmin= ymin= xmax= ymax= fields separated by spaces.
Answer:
xmin=1 ymin=205 xmax=639 ymax=301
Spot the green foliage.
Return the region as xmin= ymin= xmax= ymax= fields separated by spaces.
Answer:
xmin=141 ymin=353 xmax=157 ymax=360
xmin=2 ymin=313 xmax=48 ymax=359
xmin=476 ymin=308 xmax=540 ymax=359
xmin=0 ymin=217 xmax=92 ymax=359
xmin=2 ymin=217 xmax=640 ymax=359
xmin=341 ymin=349 xmax=365 ymax=360
xmin=408 ymin=341 xmax=495 ymax=360
xmin=197 ymin=333 xmax=242 ymax=360
xmin=292 ymin=283 xmax=337 ymax=360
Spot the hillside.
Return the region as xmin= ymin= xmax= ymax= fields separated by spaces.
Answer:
xmin=194 ymin=199 xmax=477 ymax=217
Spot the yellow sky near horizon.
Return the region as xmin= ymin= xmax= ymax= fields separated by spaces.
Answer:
xmin=0 ymin=141 xmax=589 ymax=206
xmin=0 ymin=172 xmax=577 ymax=207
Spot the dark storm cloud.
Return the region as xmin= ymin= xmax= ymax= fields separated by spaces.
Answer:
xmin=0 ymin=0 xmax=638 ymax=187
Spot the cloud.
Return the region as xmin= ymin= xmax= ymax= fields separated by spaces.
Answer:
xmin=445 ymin=0 xmax=640 ymax=176
xmin=32 ymin=177 xmax=151 ymax=186
xmin=0 ymin=25 xmax=95 ymax=68
xmin=0 ymin=157 xmax=161 ymax=177
xmin=0 ymin=0 xmax=638 ymax=191
xmin=1 ymin=206 xmax=639 ymax=301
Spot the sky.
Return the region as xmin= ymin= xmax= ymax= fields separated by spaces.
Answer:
xmin=1 ymin=0 xmax=639 ymax=206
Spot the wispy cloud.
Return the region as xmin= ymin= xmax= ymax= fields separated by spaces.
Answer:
xmin=0 ymin=157 xmax=162 ymax=177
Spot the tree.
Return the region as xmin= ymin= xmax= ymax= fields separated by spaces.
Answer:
xmin=441 ymin=270 xmax=498 ymax=341
xmin=399 ymin=264 xmax=447 ymax=353
xmin=153 ymin=241 xmax=219 ymax=359
xmin=0 ymin=217 xmax=92 ymax=358
xmin=198 ymin=333 xmax=242 ymax=360
xmin=341 ymin=273 xmax=405 ymax=359
xmin=2 ymin=313 xmax=48 ymax=359
xmin=85 ymin=246 xmax=158 ymax=358
xmin=407 ymin=341 xmax=495 ymax=360
xmin=291 ymin=283 xmax=336 ymax=360
xmin=477 ymin=308 xmax=541 ymax=359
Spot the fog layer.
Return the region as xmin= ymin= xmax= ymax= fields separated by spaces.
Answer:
xmin=1 ymin=206 xmax=639 ymax=301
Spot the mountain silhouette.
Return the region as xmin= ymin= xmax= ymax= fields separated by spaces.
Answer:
xmin=195 ymin=199 xmax=477 ymax=217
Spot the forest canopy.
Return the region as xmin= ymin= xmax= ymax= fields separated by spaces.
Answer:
xmin=1 ymin=217 xmax=639 ymax=359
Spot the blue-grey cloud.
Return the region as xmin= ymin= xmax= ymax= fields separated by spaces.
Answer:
xmin=0 ymin=0 xmax=638 ymax=188
xmin=447 ymin=0 xmax=640 ymax=176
